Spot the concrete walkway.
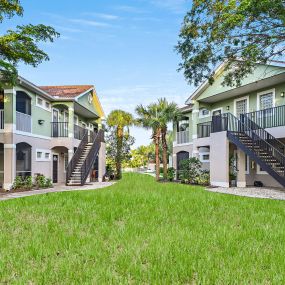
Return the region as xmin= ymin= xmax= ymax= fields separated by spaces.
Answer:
xmin=206 ymin=186 xmax=285 ymax=200
xmin=0 ymin=182 xmax=115 ymax=201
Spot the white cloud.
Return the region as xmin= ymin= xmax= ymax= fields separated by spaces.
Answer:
xmin=69 ymin=19 xmax=111 ymax=27
xmin=115 ymin=5 xmax=146 ymax=14
xmin=83 ymin=12 xmax=120 ymax=20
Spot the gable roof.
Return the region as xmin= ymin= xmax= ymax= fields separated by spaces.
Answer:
xmin=185 ymin=60 xmax=285 ymax=104
xmin=39 ymin=85 xmax=93 ymax=99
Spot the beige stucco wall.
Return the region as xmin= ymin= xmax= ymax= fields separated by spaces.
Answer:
xmin=172 ymin=144 xmax=193 ymax=170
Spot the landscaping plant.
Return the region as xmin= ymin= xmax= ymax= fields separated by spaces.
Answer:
xmin=179 ymin=157 xmax=202 ymax=184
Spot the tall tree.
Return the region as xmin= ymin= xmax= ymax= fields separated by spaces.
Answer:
xmin=176 ymin=0 xmax=285 ymax=87
xmin=0 ymin=0 xmax=59 ymax=86
xmin=107 ymin=110 xmax=134 ymax=179
xmin=136 ymin=99 xmax=181 ymax=181
xmin=136 ymin=104 xmax=162 ymax=181
xmin=156 ymin=99 xmax=182 ymax=180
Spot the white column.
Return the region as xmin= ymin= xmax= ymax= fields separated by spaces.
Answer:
xmin=98 ymin=142 xmax=106 ymax=182
xmin=237 ymin=149 xmax=246 ymax=187
xmin=3 ymin=144 xmax=16 ymax=190
xmin=210 ymin=131 xmax=229 ymax=187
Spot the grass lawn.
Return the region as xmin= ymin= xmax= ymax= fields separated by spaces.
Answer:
xmin=0 ymin=173 xmax=285 ymax=284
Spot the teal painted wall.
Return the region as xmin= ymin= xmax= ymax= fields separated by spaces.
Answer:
xmin=77 ymin=91 xmax=99 ymax=117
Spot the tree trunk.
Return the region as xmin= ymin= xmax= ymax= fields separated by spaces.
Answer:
xmin=116 ymin=127 xmax=123 ymax=179
xmin=161 ymin=128 xmax=168 ymax=180
xmin=154 ymin=129 xmax=161 ymax=181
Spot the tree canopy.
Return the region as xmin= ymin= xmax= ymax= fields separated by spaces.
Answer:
xmin=0 ymin=0 xmax=59 ymax=86
xmin=176 ymin=0 xmax=285 ymax=87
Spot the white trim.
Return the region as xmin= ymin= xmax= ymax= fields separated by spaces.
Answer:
xmin=173 ymin=142 xmax=193 ymax=147
xmin=257 ymin=88 xmax=275 ymax=111
xmin=15 ymin=131 xmax=51 ymax=140
xmin=211 ymin=181 xmax=229 ymax=188
xmin=4 ymin=144 xmax=16 ymax=149
xmin=211 ymin=107 xmax=223 ymax=116
xmin=199 ymin=108 xmax=211 ymax=119
xmin=75 ymin=87 xmax=94 ymax=100
xmin=199 ymin=152 xmax=210 ymax=162
xmin=52 ymin=108 xmax=60 ymax=122
xmin=36 ymin=149 xmax=51 ymax=162
xmin=4 ymin=89 xmax=16 ymax=95
xmin=36 ymin=95 xmax=52 ymax=112
xmin=234 ymin=96 xmax=249 ymax=116
xmin=192 ymin=109 xmax=200 ymax=114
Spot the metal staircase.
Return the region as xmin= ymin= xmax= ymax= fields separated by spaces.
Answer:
xmin=66 ymin=129 xmax=104 ymax=186
xmin=212 ymin=113 xmax=285 ymax=187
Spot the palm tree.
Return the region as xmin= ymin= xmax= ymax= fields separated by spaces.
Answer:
xmin=156 ymin=98 xmax=182 ymax=180
xmin=107 ymin=110 xmax=134 ymax=179
xmin=135 ymin=104 xmax=162 ymax=181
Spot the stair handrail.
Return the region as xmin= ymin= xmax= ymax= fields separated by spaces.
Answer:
xmin=66 ymin=129 xmax=88 ymax=184
xmin=220 ymin=113 xmax=285 ymax=173
xmin=241 ymin=112 xmax=285 ymax=154
xmin=79 ymin=129 xmax=105 ymax=185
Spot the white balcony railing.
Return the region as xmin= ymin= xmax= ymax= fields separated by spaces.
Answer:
xmin=0 ymin=110 xmax=3 ymax=129
xmin=176 ymin=130 xmax=190 ymax=144
xmin=16 ymin=111 xmax=32 ymax=133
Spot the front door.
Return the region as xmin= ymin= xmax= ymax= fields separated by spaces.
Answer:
xmin=235 ymin=98 xmax=248 ymax=118
xmin=53 ymin=154 xmax=58 ymax=183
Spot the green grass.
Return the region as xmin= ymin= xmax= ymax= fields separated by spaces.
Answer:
xmin=0 ymin=173 xmax=285 ymax=284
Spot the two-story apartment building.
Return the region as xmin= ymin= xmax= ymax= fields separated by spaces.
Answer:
xmin=173 ymin=61 xmax=285 ymax=188
xmin=0 ymin=76 xmax=106 ymax=190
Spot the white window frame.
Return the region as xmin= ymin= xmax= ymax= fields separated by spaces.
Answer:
xmin=234 ymin=96 xmax=249 ymax=117
xmin=199 ymin=152 xmax=210 ymax=162
xmin=36 ymin=149 xmax=51 ymax=162
xmin=36 ymin=95 xmax=51 ymax=112
xmin=211 ymin=107 xmax=223 ymax=116
xmin=199 ymin=108 xmax=210 ymax=119
xmin=257 ymin=88 xmax=275 ymax=111
xmin=74 ymin=115 xmax=79 ymax=125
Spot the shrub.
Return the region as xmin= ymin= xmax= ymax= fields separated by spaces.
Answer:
xmin=35 ymin=174 xmax=46 ymax=189
xmin=12 ymin=176 xmax=33 ymax=190
xmin=196 ymin=170 xmax=210 ymax=186
xmin=45 ymin=178 xmax=53 ymax=188
xmin=179 ymin=157 xmax=202 ymax=184
xmin=167 ymin=167 xmax=176 ymax=181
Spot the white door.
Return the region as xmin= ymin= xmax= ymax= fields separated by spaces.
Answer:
xmin=235 ymin=98 xmax=248 ymax=118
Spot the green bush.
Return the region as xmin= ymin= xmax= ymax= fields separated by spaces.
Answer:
xmin=196 ymin=170 xmax=210 ymax=186
xmin=167 ymin=167 xmax=176 ymax=181
xmin=12 ymin=176 xmax=33 ymax=190
xmin=45 ymin=178 xmax=53 ymax=188
xmin=179 ymin=158 xmax=202 ymax=184
xmin=35 ymin=174 xmax=46 ymax=189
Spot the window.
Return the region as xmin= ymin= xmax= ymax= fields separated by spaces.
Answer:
xmin=177 ymin=117 xmax=189 ymax=132
xmin=36 ymin=149 xmax=51 ymax=161
xmin=74 ymin=115 xmax=79 ymax=125
xmin=257 ymin=89 xmax=275 ymax=111
xmin=199 ymin=108 xmax=210 ymax=118
xmin=200 ymin=153 xmax=210 ymax=162
xmin=36 ymin=96 xmax=51 ymax=111
xmin=37 ymin=97 xmax=43 ymax=106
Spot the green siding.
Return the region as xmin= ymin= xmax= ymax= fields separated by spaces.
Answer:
xmin=198 ymin=64 xmax=285 ymax=101
xmin=77 ymin=91 xmax=99 ymax=117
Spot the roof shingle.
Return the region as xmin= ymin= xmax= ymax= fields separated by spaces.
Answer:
xmin=39 ymin=85 xmax=93 ymax=98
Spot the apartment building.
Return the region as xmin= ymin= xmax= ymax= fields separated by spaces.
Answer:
xmin=0 ymin=76 xmax=106 ymax=190
xmin=173 ymin=61 xmax=285 ymax=188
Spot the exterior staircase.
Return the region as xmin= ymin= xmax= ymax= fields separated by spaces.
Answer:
xmin=66 ymin=129 xmax=104 ymax=186
xmin=212 ymin=113 xmax=285 ymax=187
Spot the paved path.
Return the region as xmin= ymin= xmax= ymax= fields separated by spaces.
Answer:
xmin=206 ymin=186 xmax=285 ymax=200
xmin=0 ymin=182 xmax=115 ymax=201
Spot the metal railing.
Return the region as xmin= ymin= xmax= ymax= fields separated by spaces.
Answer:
xmin=244 ymin=104 xmax=285 ymax=129
xmin=0 ymin=110 xmax=3 ymax=129
xmin=51 ymin=122 xmax=69 ymax=137
xmin=74 ymin=124 xmax=86 ymax=140
xmin=16 ymin=111 xmax=31 ymax=132
xmin=79 ymin=129 xmax=104 ymax=185
xmin=176 ymin=130 xmax=190 ymax=144
xmin=197 ymin=121 xmax=211 ymax=138
xmin=66 ymin=129 xmax=89 ymax=184
xmin=212 ymin=113 xmax=285 ymax=180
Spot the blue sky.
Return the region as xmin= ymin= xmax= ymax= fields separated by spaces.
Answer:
xmin=1 ymin=0 xmax=194 ymax=147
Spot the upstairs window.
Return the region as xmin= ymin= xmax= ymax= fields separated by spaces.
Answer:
xmin=36 ymin=95 xmax=51 ymax=111
xmin=199 ymin=108 xmax=210 ymax=118
xmin=259 ymin=92 xmax=274 ymax=110
xmin=177 ymin=117 xmax=189 ymax=132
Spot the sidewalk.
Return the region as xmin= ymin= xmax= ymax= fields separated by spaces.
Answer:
xmin=0 ymin=181 xmax=115 ymax=201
